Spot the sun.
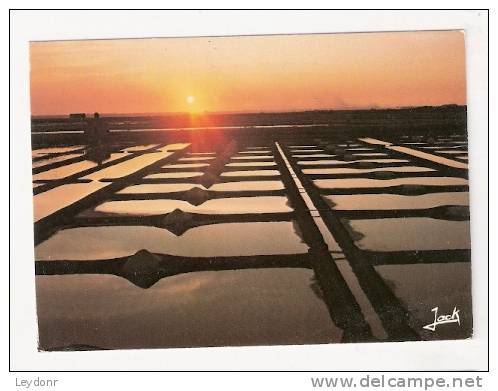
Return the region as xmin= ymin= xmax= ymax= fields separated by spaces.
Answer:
xmin=185 ymin=95 xmax=203 ymax=115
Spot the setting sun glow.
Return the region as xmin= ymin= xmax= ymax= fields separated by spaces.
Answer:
xmin=29 ymin=31 xmax=466 ymax=116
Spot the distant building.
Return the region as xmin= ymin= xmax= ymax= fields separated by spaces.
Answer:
xmin=69 ymin=113 xmax=86 ymax=120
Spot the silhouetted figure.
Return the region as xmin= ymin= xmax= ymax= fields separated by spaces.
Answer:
xmin=85 ymin=112 xmax=108 ymax=144
xmin=84 ymin=112 xmax=111 ymax=164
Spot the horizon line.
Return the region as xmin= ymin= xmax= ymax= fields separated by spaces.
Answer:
xmin=31 ymin=103 xmax=466 ymax=118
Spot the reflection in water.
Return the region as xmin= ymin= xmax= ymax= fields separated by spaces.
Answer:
xmin=303 ymin=166 xmax=435 ymax=175
xmin=84 ymin=146 xmax=114 ymax=164
xmin=210 ymin=181 xmax=284 ymax=191
xmin=437 ymin=150 xmax=468 ymax=154
xmin=231 ymin=155 xmax=274 ymax=160
xmin=35 ymin=222 xmax=309 ymax=260
xmin=121 ymin=144 xmax=158 ymax=152
xmin=118 ymin=183 xmax=198 ymax=193
xmin=374 ymin=263 xmax=472 ymax=340
xmin=33 ymin=182 xmax=110 ymax=222
xmin=291 ymin=149 xmax=324 ymax=153
xmin=314 ymin=177 xmax=468 ymax=189
xmin=162 ymin=163 xmax=210 ymax=169
xmin=91 ymin=196 xmax=293 ymax=216
xmin=324 ymin=192 xmax=469 ymax=210
xmin=32 ymin=146 xmax=84 ymax=156
xmin=226 ymin=162 xmax=277 ymax=167
xmin=32 ymin=153 xmax=84 ymax=169
xmin=345 ymin=218 xmax=470 ymax=251
xmin=118 ymin=181 xmax=284 ymax=193
xmin=36 ymin=269 xmax=342 ymax=350
xmin=238 ymin=150 xmax=272 ymax=154
xmin=387 ymin=146 xmax=468 ymax=169
xmin=221 ymin=170 xmax=281 ymax=177
xmin=179 ymin=157 xmax=216 ymax=161
xmin=288 ymin=145 xmax=319 ymax=148
xmin=33 ymin=160 xmax=100 ymax=181
xmin=31 ymin=137 xmax=473 ymax=348
xmin=299 ymin=159 xmax=409 ymax=166
xmin=82 ymin=152 xmax=168 ymax=180
xmin=421 ymin=146 xmax=465 ymax=150
xmin=292 ymin=154 xmax=337 ymax=158
xmin=351 ymin=153 xmax=388 ymax=157
xmin=144 ymin=172 xmax=204 ymax=179
xmin=160 ymin=143 xmax=191 ymax=151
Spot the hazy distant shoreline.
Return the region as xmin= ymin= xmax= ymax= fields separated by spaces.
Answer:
xmin=31 ymin=104 xmax=466 ymax=120
xmin=31 ymin=105 xmax=467 ymax=148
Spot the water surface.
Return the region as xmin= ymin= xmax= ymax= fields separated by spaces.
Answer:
xmin=374 ymin=263 xmax=472 ymax=340
xmin=82 ymin=152 xmax=171 ymax=181
xmin=299 ymin=159 xmax=409 ymax=166
xmin=226 ymin=162 xmax=277 ymax=167
xmin=118 ymin=180 xmax=284 ymax=194
xmin=351 ymin=153 xmax=388 ymax=157
xmin=387 ymin=146 xmax=468 ymax=169
xmin=35 ymin=222 xmax=308 ymax=260
xmin=187 ymin=152 xmax=217 ymax=156
xmin=33 ymin=182 xmax=110 ymax=222
xmin=91 ymin=196 xmax=293 ymax=215
xmin=420 ymin=146 xmax=466 ymax=150
xmin=231 ymin=155 xmax=274 ymax=160
xmin=33 ymin=161 xmax=100 ymax=181
xmin=221 ymin=170 xmax=281 ymax=177
xmin=292 ymin=154 xmax=337 ymax=158
xmin=144 ymin=172 xmax=204 ymax=179
xmin=287 ymin=145 xmax=319 ymax=148
xmin=36 ymin=268 xmax=341 ymax=350
xmin=303 ymin=166 xmax=434 ymax=175
xmin=314 ymin=177 xmax=468 ymax=189
xmin=121 ymin=144 xmax=158 ymax=152
xmin=32 ymin=146 xmax=84 ymax=156
xmin=437 ymin=150 xmax=468 ymax=155
xmin=345 ymin=218 xmax=470 ymax=251
xmin=324 ymin=192 xmax=469 ymax=210
xmin=238 ymin=151 xmax=272 ymax=155
xmin=179 ymin=157 xmax=216 ymax=161
xmin=32 ymin=153 xmax=84 ymax=169
xmin=291 ymin=149 xmax=324 ymax=153
xmin=162 ymin=163 xmax=210 ymax=169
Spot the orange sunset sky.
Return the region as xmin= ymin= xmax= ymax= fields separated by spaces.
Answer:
xmin=29 ymin=31 xmax=466 ymax=116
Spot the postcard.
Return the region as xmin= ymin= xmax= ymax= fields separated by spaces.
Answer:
xmin=29 ymin=30 xmax=472 ymax=351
